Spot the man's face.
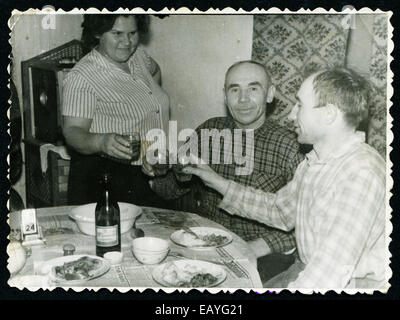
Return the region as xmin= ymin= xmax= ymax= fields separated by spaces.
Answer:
xmin=224 ymin=63 xmax=274 ymax=130
xmin=98 ymin=16 xmax=140 ymax=63
xmin=288 ymin=75 xmax=325 ymax=145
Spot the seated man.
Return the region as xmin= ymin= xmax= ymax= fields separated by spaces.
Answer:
xmin=184 ymin=67 xmax=387 ymax=289
xmin=150 ymin=60 xmax=304 ymax=281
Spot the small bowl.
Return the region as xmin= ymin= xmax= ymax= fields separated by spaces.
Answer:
xmin=69 ymin=202 xmax=142 ymax=236
xmin=132 ymin=237 xmax=169 ymax=265
xmin=104 ymin=251 xmax=124 ymax=265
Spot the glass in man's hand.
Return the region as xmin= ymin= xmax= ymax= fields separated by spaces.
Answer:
xmin=152 ymin=149 xmax=170 ymax=176
xmin=173 ymin=155 xmax=192 ymax=182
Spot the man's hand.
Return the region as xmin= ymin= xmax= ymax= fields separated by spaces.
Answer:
xmin=248 ymin=238 xmax=272 ymax=258
xmin=182 ymin=154 xmax=230 ymax=196
xmin=142 ymin=148 xmax=172 ymax=177
xmin=142 ymin=158 xmax=155 ymax=177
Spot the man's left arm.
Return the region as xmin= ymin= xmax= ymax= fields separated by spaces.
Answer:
xmin=232 ymin=136 xmax=303 ymax=255
xmin=288 ymin=168 xmax=385 ymax=289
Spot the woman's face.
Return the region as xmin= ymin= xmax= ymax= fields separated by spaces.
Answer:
xmin=98 ymin=16 xmax=140 ymax=63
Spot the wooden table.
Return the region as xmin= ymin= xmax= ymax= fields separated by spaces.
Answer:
xmin=8 ymin=206 xmax=262 ymax=290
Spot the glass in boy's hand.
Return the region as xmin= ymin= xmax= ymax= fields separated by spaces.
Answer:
xmin=125 ymin=132 xmax=141 ymax=162
xmin=173 ymin=155 xmax=192 ymax=182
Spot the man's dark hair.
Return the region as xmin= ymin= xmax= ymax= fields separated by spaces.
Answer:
xmin=312 ymin=67 xmax=372 ymax=128
xmin=81 ymin=14 xmax=149 ymax=55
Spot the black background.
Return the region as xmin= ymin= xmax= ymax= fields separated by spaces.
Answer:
xmin=0 ymin=0 xmax=399 ymax=317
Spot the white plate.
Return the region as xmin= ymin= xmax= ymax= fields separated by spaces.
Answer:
xmin=170 ymin=227 xmax=233 ymax=249
xmin=152 ymin=259 xmax=227 ymax=287
xmin=39 ymin=255 xmax=110 ymax=285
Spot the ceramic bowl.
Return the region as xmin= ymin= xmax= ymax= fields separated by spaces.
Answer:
xmin=131 ymin=237 xmax=169 ymax=265
xmin=69 ymin=202 xmax=142 ymax=236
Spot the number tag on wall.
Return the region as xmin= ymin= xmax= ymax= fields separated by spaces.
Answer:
xmin=20 ymin=209 xmax=45 ymax=245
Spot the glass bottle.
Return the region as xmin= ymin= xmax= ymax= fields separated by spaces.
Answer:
xmin=95 ymin=173 xmax=121 ymax=257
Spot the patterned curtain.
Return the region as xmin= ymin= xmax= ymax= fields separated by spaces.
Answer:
xmin=367 ymin=15 xmax=388 ymax=158
xmin=252 ymin=15 xmax=350 ymax=128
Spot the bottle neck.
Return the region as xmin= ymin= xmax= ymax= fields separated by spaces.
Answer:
xmin=105 ymin=190 xmax=109 ymax=210
xmin=103 ymin=175 xmax=112 ymax=198
xmin=101 ymin=175 xmax=114 ymax=207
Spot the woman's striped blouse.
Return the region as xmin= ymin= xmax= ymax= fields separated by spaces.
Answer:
xmin=62 ymin=46 xmax=168 ymax=164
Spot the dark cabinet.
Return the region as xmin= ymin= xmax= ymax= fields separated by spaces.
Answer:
xmin=21 ymin=40 xmax=82 ymax=208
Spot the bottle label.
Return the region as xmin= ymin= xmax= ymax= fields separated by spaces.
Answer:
xmin=96 ymin=225 xmax=118 ymax=247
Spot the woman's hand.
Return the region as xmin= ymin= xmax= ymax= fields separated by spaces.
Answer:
xmin=100 ymin=133 xmax=132 ymax=160
xmin=182 ymin=154 xmax=230 ymax=196
xmin=63 ymin=116 xmax=133 ymax=160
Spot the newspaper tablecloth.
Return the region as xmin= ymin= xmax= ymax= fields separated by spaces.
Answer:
xmin=9 ymin=206 xmax=263 ymax=289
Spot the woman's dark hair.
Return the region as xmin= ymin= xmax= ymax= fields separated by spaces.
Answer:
xmin=81 ymin=14 xmax=149 ymax=54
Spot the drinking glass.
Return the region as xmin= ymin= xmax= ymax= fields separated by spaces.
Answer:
xmin=141 ymin=143 xmax=170 ymax=177
xmin=141 ymin=140 xmax=154 ymax=176
xmin=172 ymin=155 xmax=192 ymax=182
xmin=124 ymin=132 xmax=141 ymax=162
xmin=152 ymin=149 xmax=170 ymax=176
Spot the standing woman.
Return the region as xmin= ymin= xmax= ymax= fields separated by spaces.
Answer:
xmin=62 ymin=14 xmax=171 ymax=206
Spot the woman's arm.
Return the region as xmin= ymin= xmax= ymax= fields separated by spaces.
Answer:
xmin=63 ymin=116 xmax=133 ymax=159
xmin=149 ymin=56 xmax=161 ymax=85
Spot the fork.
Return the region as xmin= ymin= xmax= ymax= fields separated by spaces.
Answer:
xmin=182 ymin=226 xmax=202 ymax=239
xmin=168 ymin=251 xmax=227 ymax=266
xmin=168 ymin=251 xmax=230 ymax=266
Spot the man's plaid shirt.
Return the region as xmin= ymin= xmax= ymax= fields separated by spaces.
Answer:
xmin=153 ymin=117 xmax=304 ymax=253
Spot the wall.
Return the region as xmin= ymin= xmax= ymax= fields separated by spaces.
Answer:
xmin=346 ymin=14 xmax=388 ymax=158
xmin=143 ymin=15 xmax=254 ymax=134
xmin=345 ymin=15 xmax=374 ymax=75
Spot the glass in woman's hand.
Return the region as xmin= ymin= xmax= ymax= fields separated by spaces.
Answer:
xmin=124 ymin=132 xmax=141 ymax=162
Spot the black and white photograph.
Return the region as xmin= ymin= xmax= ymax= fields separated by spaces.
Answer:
xmin=6 ymin=8 xmax=392 ymax=294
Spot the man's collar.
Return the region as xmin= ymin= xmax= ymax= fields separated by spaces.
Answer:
xmin=306 ymin=131 xmax=366 ymax=164
xmin=229 ymin=117 xmax=269 ymax=132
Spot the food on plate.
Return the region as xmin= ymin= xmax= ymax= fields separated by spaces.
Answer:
xmin=179 ymin=232 xmax=207 ymax=247
xmin=179 ymin=231 xmax=229 ymax=247
xmin=201 ymin=233 xmax=229 ymax=246
xmin=160 ymin=262 xmax=219 ymax=287
xmin=54 ymin=256 xmax=102 ymax=281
